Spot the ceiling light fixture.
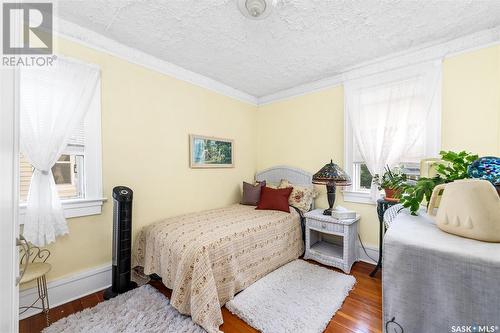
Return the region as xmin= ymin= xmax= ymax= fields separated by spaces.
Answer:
xmin=237 ymin=0 xmax=275 ymax=20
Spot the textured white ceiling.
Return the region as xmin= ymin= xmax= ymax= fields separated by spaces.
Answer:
xmin=55 ymin=0 xmax=500 ymax=97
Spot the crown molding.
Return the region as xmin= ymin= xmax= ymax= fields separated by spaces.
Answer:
xmin=258 ymin=26 xmax=500 ymax=105
xmin=53 ymin=17 xmax=500 ymax=107
xmin=54 ymin=18 xmax=259 ymax=106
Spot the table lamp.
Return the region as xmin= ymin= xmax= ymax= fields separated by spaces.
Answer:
xmin=313 ymin=159 xmax=352 ymax=215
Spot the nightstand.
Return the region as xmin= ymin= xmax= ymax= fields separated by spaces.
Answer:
xmin=304 ymin=209 xmax=360 ymax=273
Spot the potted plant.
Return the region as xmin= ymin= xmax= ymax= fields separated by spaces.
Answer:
xmin=400 ymin=150 xmax=479 ymax=215
xmin=374 ymin=166 xmax=407 ymax=201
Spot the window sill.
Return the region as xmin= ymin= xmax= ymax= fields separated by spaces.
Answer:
xmin=342 ymin=191 xmax=375 ymax=205
xmin=19 ymin=198 xmax=107 ymax=223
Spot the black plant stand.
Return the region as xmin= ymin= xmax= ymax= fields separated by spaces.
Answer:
xmin=369 ymin=198 xmax=398 ymax=277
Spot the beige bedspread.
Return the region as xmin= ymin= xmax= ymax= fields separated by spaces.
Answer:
xmin=133 ymin=204 xmax=303 ymax=333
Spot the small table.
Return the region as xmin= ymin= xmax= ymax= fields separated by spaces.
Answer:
xmin=304 ymin=209 xmax=360 ymax=273
xmin=369 ymin=199 xmax=398 ymax=277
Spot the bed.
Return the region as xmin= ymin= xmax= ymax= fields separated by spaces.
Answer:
xmin=133 ymin=166 xmax=312 ymax=333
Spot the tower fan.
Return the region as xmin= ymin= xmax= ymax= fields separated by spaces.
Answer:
xmin=104 ymin=186 xmax=137 ymax=299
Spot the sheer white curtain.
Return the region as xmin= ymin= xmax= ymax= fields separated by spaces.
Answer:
xmin=345 ymin=60 xmax=441 ymax=201
xmin=21 ymin=57 xmax=100 ymax=246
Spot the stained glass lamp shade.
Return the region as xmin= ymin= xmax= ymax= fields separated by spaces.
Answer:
xmin=313 ymin=159 xmax=352 ymax=215
xmin=468 ymin=156 xmax=500 ymax=185
xmin=468 ymin=156 xmax=500 ymax=195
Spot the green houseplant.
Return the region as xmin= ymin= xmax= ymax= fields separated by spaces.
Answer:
xmin=374 ymin=166 xmax=407 ymax=201
xmin=400 ymin=150 xmax=479 ymax=215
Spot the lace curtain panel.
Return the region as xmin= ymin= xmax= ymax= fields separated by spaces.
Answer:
xmin=345 ymin=60 xmax=441 ymax=202
xmin=20 ymin=57 xmax=100 ymax=246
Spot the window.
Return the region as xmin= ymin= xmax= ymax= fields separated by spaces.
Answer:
xmin=351 ymin=162 xmax=373 ymax=193
xmin=52 ymin=155 xmax=81 ymax=193
xmin=20 ymin=124 xmax=85 ymax=202
xmin=343 ymin=61 xmax=441 ymax=204
xmin=348 ymin=141 xmax=422 ymax=194
xmin=19 ymin=75 xmax=103 ymax=220
xmin=20 ymin=154 xmax=83 ymax=201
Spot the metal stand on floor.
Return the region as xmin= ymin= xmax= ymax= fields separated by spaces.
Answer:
xmin=370 ymin=199 xmax=397 ymax=277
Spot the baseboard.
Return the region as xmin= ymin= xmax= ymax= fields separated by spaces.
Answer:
xmin=19 ymin=263 xmax=111 ymax=320
xmin=357 ymin=243 xmax=379 ymax=266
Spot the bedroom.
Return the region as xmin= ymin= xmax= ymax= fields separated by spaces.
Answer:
xmin=1 ymin=1 xmax=499 ymax=333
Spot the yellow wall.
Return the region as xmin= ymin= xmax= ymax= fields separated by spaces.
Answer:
xmin=39 ymin=37 xmax=258 ymax=283
xmin=442 ymin=46 xmax=500 ymax=155
xmin=257 ymin=45 xmax=500 ymax=248
xmin=32 ymin=39 xmax=500 ymax=284
xmin=256 ymin=86 xmax=382 ymax=246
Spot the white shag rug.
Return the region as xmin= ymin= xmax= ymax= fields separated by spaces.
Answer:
xmin=226 ymin=259 xmax=356 ymax=333
xmin=42 ymin=284 xmax=205 ymax=333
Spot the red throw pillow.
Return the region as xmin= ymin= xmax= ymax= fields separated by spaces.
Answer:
xmin=256 ymin=186 xmax=293 ymax=213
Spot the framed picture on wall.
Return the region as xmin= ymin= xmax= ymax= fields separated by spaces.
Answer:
xmin=189 ymin=134 xmax=234 ymax=168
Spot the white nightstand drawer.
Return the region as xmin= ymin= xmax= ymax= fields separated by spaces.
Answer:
xmin=307 ymin=219 xmax=344 ymax=234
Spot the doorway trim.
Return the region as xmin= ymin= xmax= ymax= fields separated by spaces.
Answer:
xmin=0 ymin=67 xmax=20 ymax=332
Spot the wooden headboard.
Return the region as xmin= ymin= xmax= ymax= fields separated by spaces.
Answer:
xmin=255 ymin=165 xmax=313 ymax=188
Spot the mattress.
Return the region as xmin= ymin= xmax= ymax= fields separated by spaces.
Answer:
xmin=133 ymin=204 xmax=303 ymax=333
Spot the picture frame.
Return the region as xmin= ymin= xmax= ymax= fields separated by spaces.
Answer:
xmin=189 ymin=134 xmax=234 ymax=168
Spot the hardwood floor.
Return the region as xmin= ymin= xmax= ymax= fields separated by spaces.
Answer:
xmin=20 ymin=261 xmax=381 ymax=333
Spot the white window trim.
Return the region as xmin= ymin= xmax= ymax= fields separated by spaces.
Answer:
xmin=19 ymin=73 xmax=105 ymax=223
xmin=342 ymin=190 xmax=374 ymax=205
xmin=342 ymin=63 xmax=442 ymax=205
xmin=343 ymin=114 xmax=374 ymax=204
xmin=19 ymin=198 xmax=105 ymax=220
